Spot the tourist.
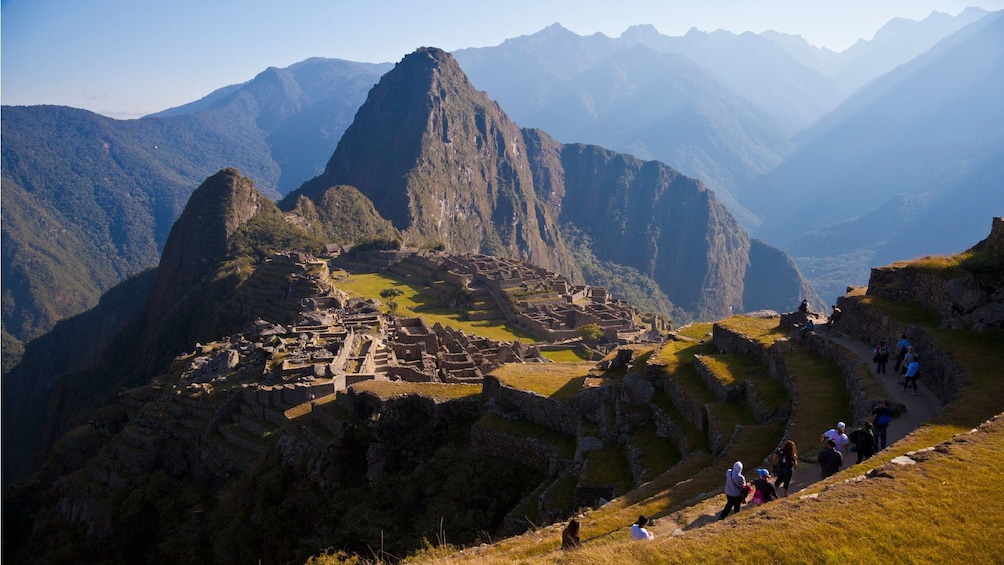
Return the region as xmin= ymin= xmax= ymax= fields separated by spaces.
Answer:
xmin=719 ymin=461 xmax=747 ymax=520
xmin=561 ymin=518 xmax=582 ymax=549
xmin=827 ymin=305 xmax=843 ymax=325
xmin=751 ymin=468 xmax=779 ymax=505
xmin=818 ymin=439 xmax=843 ymax=478
xmin=821 ymin=422 xmax=850 ymax=458
xmin=894 ymin=335 xmax=911 ymax=372
xmin=872 ymin=340 xmax=889 ymax=374
xmin=800 ymin=318 xmax=816 ymax=339
xmin=902 ymin=346 xmax=919 ymax=373
xmin=773 ymin=440 xmax=798 ymax=496
xmin=872 ymin=401 xmax=894 ymax=450
xmin=849 ymin=422 xmax=875 ymax=463
xmin=630 ymin=515 xmax=654 ymax=540
xmin=902 ymin=358 xmax=920 ymax=395
xmin=798 ymin=299 xmax=809 ymax=314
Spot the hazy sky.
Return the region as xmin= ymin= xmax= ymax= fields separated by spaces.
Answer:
xmin=3 ymin=0 xmax=1001 ymax=118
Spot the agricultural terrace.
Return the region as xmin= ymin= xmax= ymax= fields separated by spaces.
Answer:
xmin=332 ymin=271 xmax=536 ymax=343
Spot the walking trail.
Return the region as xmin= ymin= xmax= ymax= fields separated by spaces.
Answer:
xmin=652 ymin=317 xmax=943 ymax=533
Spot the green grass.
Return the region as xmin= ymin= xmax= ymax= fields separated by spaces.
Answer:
xmin=333 ymin=272 xmax=537 ymax=342
xmin=540 ymin=348 xmax=591 ymax=362
xmin=629 ymin=423 xmax=682 ymax=479
xmin=542 ymin=473 xmax=579 ymax=514
xmin=579 ymin=443 xmax=634 ymax=495
xmin=474 ymin=413 xmax=576 ymax=459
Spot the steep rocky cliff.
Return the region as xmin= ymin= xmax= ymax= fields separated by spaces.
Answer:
xmin=2 ymin=169 xmax=322 ymax=484
xmin=283 ymin=47 xmax=817 ymax=321
xmin=285 ymin=47 xmax=580 ymax=278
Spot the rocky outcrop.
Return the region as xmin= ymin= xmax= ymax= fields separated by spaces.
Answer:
xmin=866 ymin=217 xmax=1004 ymax=331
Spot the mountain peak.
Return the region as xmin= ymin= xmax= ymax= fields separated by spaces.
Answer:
xmin=620 ymin=24 xmax=662 ymax=40
xmin=150 ymin=168 xmax=264 ymax=317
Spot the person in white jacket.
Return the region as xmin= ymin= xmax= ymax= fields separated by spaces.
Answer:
xmin=630 ymin=515 xmax=655 ymax=540
xmin=719 ymin=461 xmax=747 ymax=520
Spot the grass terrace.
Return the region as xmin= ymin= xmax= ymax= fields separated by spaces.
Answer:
xmin=387 ymin=261 xmax=1004 ymax=564
xmin=349 ymin=380 xmax=481 ymax=403
xmin=540 ymin=348 xmax=592 ymax=362
xmin=490 ymin=362 xmax=593 ymax=401
xmin=333 ymin=272 xmax=537 ymax=343
xmin=473 ymin=413 xmax=576 ymax=460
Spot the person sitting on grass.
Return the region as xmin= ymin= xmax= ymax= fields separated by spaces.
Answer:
xmin=561 ymin=518 xmax=582 ymax=549
xmin=630 ymin=515 xmax=654 ymax=540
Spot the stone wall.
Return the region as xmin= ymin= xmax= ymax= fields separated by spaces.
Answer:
xmin=693 ymin=355 xmax=745 ymax=402
xmin=835 ymin=296 xmax=964 ymax=406
xmin=745 ymin=379 xmax=790 ymax=425
xmin=800 ymin=331 xmax=880 ymax=425
xmin=469 ymin=425 xmax=570 ymax=476
xmin=482 ymin=375 xmax=579 ymax=436
xmin=865 ymin=217 xmax=1004 ymax=331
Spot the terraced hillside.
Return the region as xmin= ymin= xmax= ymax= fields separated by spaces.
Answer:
xmin=376 ymin=231 xmax=1004 ymax=565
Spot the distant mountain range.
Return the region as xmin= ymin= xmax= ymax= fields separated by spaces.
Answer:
xmin=2 ymin=8 xmax=993 ymax=370
xmin=1 ymin=59 xmax=389 ymax=367
xmin=2 ymin=47 xmax=816 ymax=485
xmin=747 ymin=10 xmax=1004 ymax=300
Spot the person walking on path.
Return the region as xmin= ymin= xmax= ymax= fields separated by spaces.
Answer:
xmin=894 ymin=335 xmax=911 ymax=372
xmin=872 ymin=401 xmax=894 ymax=450
xmin=772 ymin=440 xmax=798 ymax=497
xmin=751 ymin=468 xmax=779 ymax=505
xmin=902 ymin=346 xmax=919 ymax=374
xmin=872 ymin=341 xmax=889 ymax=374
xmin=719 ymin=461 xmax=747 ymax=520
xmin=902 ymin=358 xmax=920 ymax=395
xmin=821 ymin=422 xmax=850 ymax=458
xmin=818 ymin=439 xmax=843 ymax=478
xmin=849 ymin=422 xmax=875 ymax=463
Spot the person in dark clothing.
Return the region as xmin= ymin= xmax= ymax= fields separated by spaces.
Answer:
xmin=851 ymin=422 xmax=875 ymax=463
xmin=872 ymin=401 xmax=893 ymax=450
xmin=872 ymin=341 xmax=889 ymax=374
xmin=773 ymin=440 xmax=798 ymax=496
xmin=798 ymin=299 xmax=809 ymax=313
xmin=818 ymin=439 xmax=843 ymax=478
xmin=751 ymin=468 xmax=779 ymax=505
xmin=561 ymin=518 xmax=581 ymax=549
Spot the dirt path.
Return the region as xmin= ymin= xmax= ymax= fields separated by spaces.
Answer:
xmin=776 ymin=323 xmax=942 ymax=495
xmin=673 ymin=320 xmax=945 ymax=527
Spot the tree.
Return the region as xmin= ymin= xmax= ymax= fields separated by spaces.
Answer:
xmin=577 ymin=323 xmax=603 ymax=345
xmin=380 ymin=288 xmax=404 ymax=300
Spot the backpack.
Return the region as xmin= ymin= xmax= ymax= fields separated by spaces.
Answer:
xmin=878 ymin=346 xmax=888 ymax=356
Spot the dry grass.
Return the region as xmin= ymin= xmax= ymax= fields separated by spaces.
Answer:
xmin=350 ymin=380 xmax=481 ymax=402
xmin=490 ymin=363 xmax=593 ymax=401
xmin=384 ymin=291 xmax=1004 ymax=565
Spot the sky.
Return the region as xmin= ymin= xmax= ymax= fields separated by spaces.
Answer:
xmin=3 ymin=0 xmax=1002 ymax=119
